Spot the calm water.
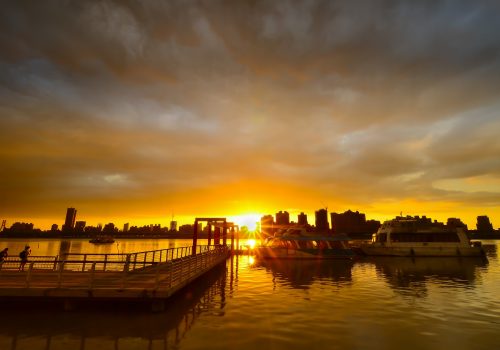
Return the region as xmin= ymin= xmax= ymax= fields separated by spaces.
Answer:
xmin=0 ymin=238 xmax=499 ymax=350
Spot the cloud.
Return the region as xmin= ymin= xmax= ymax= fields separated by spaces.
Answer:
xmin=1 ymin=0 xmax=500 ymax=226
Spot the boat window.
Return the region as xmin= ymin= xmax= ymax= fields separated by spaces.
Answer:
xmin=390 ymin=232 xmax=460 ymax=243
xmin=377 ymin=233 xmax=387 ymax=243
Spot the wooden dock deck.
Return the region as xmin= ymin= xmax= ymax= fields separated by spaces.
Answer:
xmin=0 ymin=245 xmax=229 ymax=310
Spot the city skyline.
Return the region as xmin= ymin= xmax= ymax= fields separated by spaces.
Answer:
xmin=1 ymin=2 xmax=499 ymax=231
xmin=1 ymin=206 xmax=497 ymax=234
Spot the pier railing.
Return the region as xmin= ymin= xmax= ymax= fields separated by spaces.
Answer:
xmin=0 ymin=245 xmax=229 ymax=293
xmin=0 ymin=245 xmax=217 ymax=272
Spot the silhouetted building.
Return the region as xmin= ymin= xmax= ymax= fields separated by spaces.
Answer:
xmin=297 ymin=212 xmax=308 ymax=226
xmin=447 ymin=218 xmax=468 ymax=231
xmin=63 ymin=207 xmax=77 ymax=231
xmin=179 ymin=224 xmax=194 ymax=234
xmin=260 ymin=215 xmax=274 ymax=236
xmin=10 ymin=222 xmax=34 ymax=232
xmin=170 ymin=221 xmax=177 ymax=231
xmin=275 ymin=211 xmax=290 ymax=226
xmin=477 ymin=215 xmax=494 ymax=232
xmin=51 ymin=224 xmax=58 ymax=231
xmin=123 ymin=223 xmax=129 ymax=232
xmin=74 ymin=221 xmax=86 ymax=233
xmin=103 ymin=223 xmax=117 ymax=234
xmin=315 ymin=209 xmax=329 ymax=232
xmin=331 ymin=210 xmax=380 ymax=239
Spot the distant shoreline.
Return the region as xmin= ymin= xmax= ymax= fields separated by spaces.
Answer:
xmin=0 ymin=232 xmax=255 ymax=240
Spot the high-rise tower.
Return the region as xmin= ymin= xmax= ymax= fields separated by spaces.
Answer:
xmin=64 ymin=207 xmax=77 ymax=231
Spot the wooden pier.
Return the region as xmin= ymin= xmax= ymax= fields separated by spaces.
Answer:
xmin=0 ymin=245 xmax=229 ymax=310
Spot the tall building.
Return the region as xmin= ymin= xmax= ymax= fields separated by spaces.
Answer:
xmin=63 ymin=207 xmax=77 ymax=231
xmin=297 ymin=212 xmax=308 ymax=226
xmin=477 ymin=215 xmax=494 ymax=232
xmin=170 ymin=220 xmax=178 ymax=231
xmin=275 ymin=211 xmax=290 ymax=226
xmin=315 ymin=209 xmax=329 ymax=232
xmin=123 ymin=223 xmax=129 ymax=232
xmin=331 ymin=210 xmax=380 ymax=238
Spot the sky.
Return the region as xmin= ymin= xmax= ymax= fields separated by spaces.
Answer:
xmin=1 ymin=0 xmax=499 ymax=230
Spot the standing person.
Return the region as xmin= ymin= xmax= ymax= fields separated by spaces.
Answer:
xmin=0 ymin=248 xmax=8 ymax=264
xmin=19 ymin=245 xmax=31 ymax=271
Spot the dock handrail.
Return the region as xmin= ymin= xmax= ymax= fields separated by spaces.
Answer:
xmin=0 ymin=245 xmax=220 ymax=272
xmin=0 ymin=245 xmax=229 ymax=293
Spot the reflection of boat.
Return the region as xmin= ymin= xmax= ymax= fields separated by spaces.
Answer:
xmin=369 ymin=257 xmax=487 ymax=295
xmin=360 ymin=216 xmax=485 ymax=257
xmin=256 ymin=259 xmax=353 ymax=288
xmin=255 ymin=228 xmax=355 ymax=259
xmin=89 ymin=236 xmax=115 ymax=244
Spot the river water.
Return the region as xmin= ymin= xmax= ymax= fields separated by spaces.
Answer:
xmin=0 ymin=238 xmax=499 ymax=350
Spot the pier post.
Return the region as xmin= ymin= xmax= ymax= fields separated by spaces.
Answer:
xmin=208 ymin=224 xmax=212 ymax=247
xmin=25 ymin=262 xmax=34 ymax=288
xmin=231 ymin=228 xmax=235 ymax=255
xmin=57 ymin=262 xmax=65 ymax=288
xmin=192 ymin=219 xmax=199 ymax=255
xmin=222 ymin=222 xmax=227 ymax=248
xmin=88 ymin=263 xmax=96 ymax=289
xmin=214 ymin=227 xmax=221 ymax=246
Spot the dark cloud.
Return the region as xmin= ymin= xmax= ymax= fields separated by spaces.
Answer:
xmin=1 ymin=0 xmax=499 ymax=226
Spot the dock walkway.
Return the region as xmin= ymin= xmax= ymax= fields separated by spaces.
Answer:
xmin=0 ymin=245 xmax=229 ymax=305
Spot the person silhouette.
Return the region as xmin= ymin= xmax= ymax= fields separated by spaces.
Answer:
xmin=19 ymin=245 xmax=31 ymax=271
xmin=0 ymin=248 xmax=8 ymax=264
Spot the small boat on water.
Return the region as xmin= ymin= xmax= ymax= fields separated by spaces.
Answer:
xmin=255 ymin=228 xmax=356 ymax=259
xmin=359 ymin=216 xmax=485 ymax=257
xmin=89 ymin=236 xmax=115 ymax=244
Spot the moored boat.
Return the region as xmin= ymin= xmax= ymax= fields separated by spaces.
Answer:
xmin=255 ymin=228 xmax=355 ymax=259
xmin=89 ymin=236 xmax=115 ymax=244
xmin=359 ymin=216 xmax=485 ymax=257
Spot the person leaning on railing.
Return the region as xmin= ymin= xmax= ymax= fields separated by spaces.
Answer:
xmin=0 ymin=248 xmax=8 ymax=265
xmin=19 ymin=245 xmax=31 ymax=271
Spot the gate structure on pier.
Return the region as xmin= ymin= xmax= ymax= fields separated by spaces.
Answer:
xmin=192 ymin=218 xmax=239 ymax=255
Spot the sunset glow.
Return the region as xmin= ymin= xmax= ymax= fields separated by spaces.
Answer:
xmin=229 ymin=214 xmax=262 ymax=231
xmin=0 ymin=1 xmax=499 ymax=230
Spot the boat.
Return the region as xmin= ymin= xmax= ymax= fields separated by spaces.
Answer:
xmin=255 ymin=228 xmax=356 ymax=259
xmin=89 ymin=236 xmax=115 ymax=244
xmin=359 ymin=216 xmax=485 ymax=257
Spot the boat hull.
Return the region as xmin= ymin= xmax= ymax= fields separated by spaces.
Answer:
xmin=255 ymin=247 xmax=355 ymax=259
xmin=359 ymin=245 xmax=485 ymax=257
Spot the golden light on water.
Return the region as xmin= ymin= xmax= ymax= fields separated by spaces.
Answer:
xmin=247 ymin=239 xmax=257 ymax=249
xmin=248 ymin=256 xmax=255 ymax=265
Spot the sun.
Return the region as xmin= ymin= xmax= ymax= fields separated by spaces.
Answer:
xmin=229 ymin=213 xmax=262 ymax=231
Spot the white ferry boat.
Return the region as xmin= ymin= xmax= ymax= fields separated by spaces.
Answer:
xmin=359 ymin=216 xmax=484 ymax=257
xmin=255 ymin=228 xmax=355 ymax=259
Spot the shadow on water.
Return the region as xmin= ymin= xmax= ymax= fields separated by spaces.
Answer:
xmin=256 ymin=259 xmax=354 ymax=289
xmin=367 ymin=256 xmax=488 ymax=297
xmin=0 ymin=263 xmax=228 ymax=350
